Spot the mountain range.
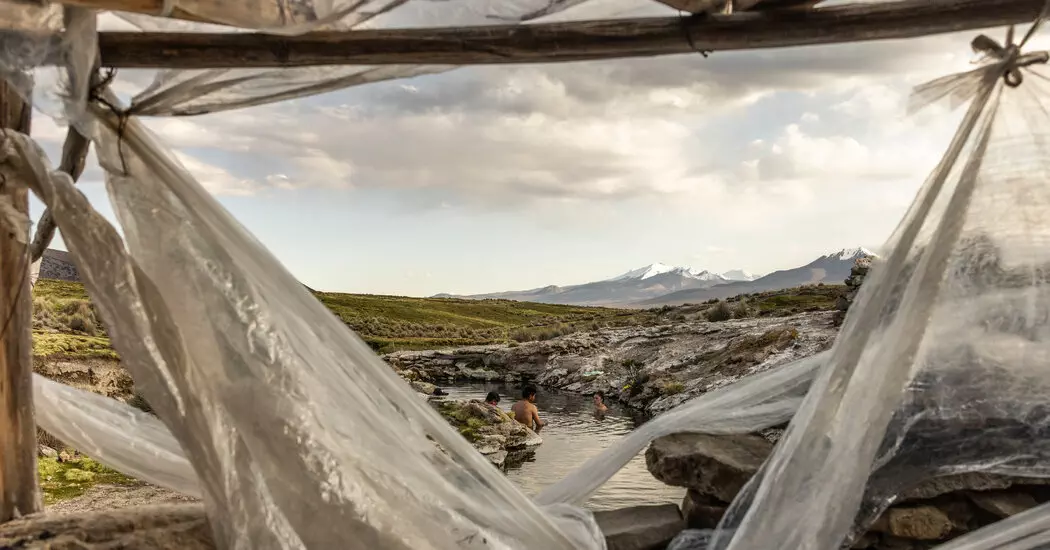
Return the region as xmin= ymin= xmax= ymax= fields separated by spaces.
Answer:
xmin=435 ymin=247 xmax=876 ymax=307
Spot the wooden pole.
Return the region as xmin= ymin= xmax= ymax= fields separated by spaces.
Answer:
xmin=0 ymin=80 xmax=39 ymax=522
xmin=87 ymin=0 xmax=1045 ymax=69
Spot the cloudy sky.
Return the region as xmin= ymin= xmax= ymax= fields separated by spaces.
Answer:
xmin=26 ymin=8 xmax=1029 ymax=296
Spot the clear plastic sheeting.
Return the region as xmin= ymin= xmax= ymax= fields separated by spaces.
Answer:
xmin=125 ymin=0 xmax=409 ymax=34
xmin=113 ymin=0 xmax=634 ymax=116
xmin=0 ymin=2 xmax=98 ymax=126
xmin=33 ymin=374 xmax=201 ymax=498
xmin=29 ymin=88 xmax=604 ymax=550
xmin=703 ymin=29 xmax=1050 ymax=550
xmin=534 ymin=352 xmax=823 ymax=507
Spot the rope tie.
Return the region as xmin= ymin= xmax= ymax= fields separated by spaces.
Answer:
xmin=971 ymin=0 xmax=1050 ymax=88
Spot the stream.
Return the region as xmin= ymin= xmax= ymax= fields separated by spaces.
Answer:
xmin=441 ymin=383 xmax=685 ymax=511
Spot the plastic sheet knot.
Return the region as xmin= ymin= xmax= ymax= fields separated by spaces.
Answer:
xmin=971 ymin=31 xmax=1050 ymax=88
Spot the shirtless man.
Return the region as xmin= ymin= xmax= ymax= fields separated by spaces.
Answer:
xmin=593 ymin=391 xmax=608 ymax=415
xmin=511 ymin=385 xmax=545 ymax=433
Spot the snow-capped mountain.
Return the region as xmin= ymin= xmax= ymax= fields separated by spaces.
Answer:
xmin=721 ymin=269 xmax=758 ymax=282
xmin=441 ymin=262 xmax=729 ymax=306
xmin=827 ymin=247 xmax=878 ymax=261
xmin=437 ymin=247 xmax=877 ymax=307
xmin=640 ymin=247 xmax=877 ymax=306
xmin=610 ymin=263 xmax=726 ymax=283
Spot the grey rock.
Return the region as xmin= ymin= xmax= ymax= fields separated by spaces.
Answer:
xmin=871 ymin=506 xmax=952 ymax=541
xmin=38 ymin=445 xmax=58 ymax=459
xmin=594 ymin=504 xmax=684 ymax=550
xmin=681 ymin=489 xmax=726 ymax=529
xmin=967 ymin=490 xmax=1039 ymax=518
xmin=645 ymin=433 xmax=771 ymax=502
xmin=408 ymin=380 xmax=436 ymax=395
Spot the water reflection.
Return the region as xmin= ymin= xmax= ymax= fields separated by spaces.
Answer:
xmin=440 ymin=383 xmax=685 ymax=511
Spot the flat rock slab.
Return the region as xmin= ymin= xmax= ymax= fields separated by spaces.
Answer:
xmin=594 ymin=503 xmax=685 ymax=550
xmin=646 ymin=433 xmax=772 ymax=503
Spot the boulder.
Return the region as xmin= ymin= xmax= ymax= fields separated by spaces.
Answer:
xmin=681 ymin=490 xmax=726 ymax=529
xmin=646 ymin=430 xmax=1050 ymax=548
xmin=872 ymin=506 xmax=953 ymax=541
xmin=967 ymin=490 xmax=1039 ymax=518
xmin=409 ymin=380 xmax=437 ymax=395
xmin=594 ymin=504 xmax=685 ymax=550
xmin=645 ymin=433 xmax=771 ymax=503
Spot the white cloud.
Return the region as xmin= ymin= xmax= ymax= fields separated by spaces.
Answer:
xmin=171 ymin=151 xmax=257 ymax=196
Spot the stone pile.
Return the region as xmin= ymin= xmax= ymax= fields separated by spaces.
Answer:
xmin=834 ymin=255 xmax=872 ymax=326
xmin=646 ymin=432 xmax=1049 ymax=549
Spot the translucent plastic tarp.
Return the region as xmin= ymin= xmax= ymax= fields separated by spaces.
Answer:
xmin=113 ymin=0 xmax=656 ymax=116
xmin=18 ymin=90 xmax=603 ymax=549
xmin=32 ymin=374 xmax=201 ymax=498
xmin=14 ymin=7 xmax=1050 ymax=550
xmin=0 ymin=2 xmax=97 ymax=126
xmin=700 ymin=29 xmax=1050 ymax=550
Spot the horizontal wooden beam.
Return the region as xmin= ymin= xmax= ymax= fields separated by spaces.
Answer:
xmin=89 ymin=0 xmax=1045 ymax=68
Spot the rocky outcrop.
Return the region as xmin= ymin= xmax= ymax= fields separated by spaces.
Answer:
xmin=646 ymin=431 xmax=1050 ymax=549
xmin=594 ymin=504 xmax=685 ymax=550
xmin=834 ymin=255 xmax=872 ymax=326
xmin=386 ymin=312 xmax=837 ymax=414
xmin=433 ymin=398 xmax=541 ymax=468
xmin=34 ymin=248 xmax=81 ymax=283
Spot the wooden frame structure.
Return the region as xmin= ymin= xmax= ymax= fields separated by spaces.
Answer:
xmin=0 ymin=0 xmax=1043 ymax=532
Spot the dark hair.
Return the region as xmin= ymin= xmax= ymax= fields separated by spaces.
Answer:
xmin=485 ymin=391 xmax=500 ymax=404
xmin=522 ymin=385 xmax=538 ymax=399
xmin=593 ymin=391 xmax=604 ymax=402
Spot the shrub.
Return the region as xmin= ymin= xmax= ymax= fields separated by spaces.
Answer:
xmin=705 ymin=300 xmax=732 ymax=322
xmin=730 ymin=299 xmax=752 ymax=319
xmin=662 ymin=381 xmax=685 ymax=395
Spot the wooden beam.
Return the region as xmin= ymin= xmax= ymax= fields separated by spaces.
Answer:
xmin=0 ymin=80 xmax=40 ymax=523
xmin=89 ymin=0 xmax=1046 ymax=69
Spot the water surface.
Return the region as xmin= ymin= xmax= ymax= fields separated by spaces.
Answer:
xmin=442 ymin=383 xmax=685 ymax=511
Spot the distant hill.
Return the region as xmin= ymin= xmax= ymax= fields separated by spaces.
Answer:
xmin=439 ymin=248 xmax=875 ymax=307
xmin=437 ymin=262 xmax=751 ymax=306
xmin=635 ymin=247 xmax=876 ymax=307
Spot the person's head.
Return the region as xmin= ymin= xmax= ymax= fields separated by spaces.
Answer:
xmin=593 ymin=391 xmax=604 ymax=406
xmin=522 ymin=385 xmax=538 ymax=402
xmin=485 ymin=391 xmax=500 ymax=406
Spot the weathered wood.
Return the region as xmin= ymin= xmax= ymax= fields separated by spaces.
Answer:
xmin=28 ymin=127 xmax=90 ymax=263
xmin=0 ymin=502 xmax=664 ymax=548
xmin=0 ymin=504 xmax=216 ymax=549
xmin=0 ymin=79 xmax=39 ymax=523
xmin=90 ymin=0 xmax=1046 ymax=69
xmin=648 ymin=0 xmax=822 ymax=16
xmin=57 ymin=0 xmax=316 ymax=29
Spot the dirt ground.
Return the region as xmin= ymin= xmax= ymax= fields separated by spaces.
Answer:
xmin=46 ymin=482 xmax=198 ymax=515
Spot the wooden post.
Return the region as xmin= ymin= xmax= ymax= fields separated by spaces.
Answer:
xmin=0 ymin=79 xmax=39 ymax=523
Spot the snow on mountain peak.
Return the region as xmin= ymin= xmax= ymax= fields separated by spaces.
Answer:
xmin=831 ymin=247 xmax=877 ymax=261
xmin=610 ymin=263 xmax=725 ymax=282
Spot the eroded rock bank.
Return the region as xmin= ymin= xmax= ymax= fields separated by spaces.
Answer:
xmin=646 ymin=431 xmax=1050 ymax=549
xmin=386 ymin=311 xmax=838 ymax=414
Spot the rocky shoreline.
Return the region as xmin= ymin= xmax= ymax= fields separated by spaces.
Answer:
xmin=386 ymin=310 xmax=838 ymax=415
